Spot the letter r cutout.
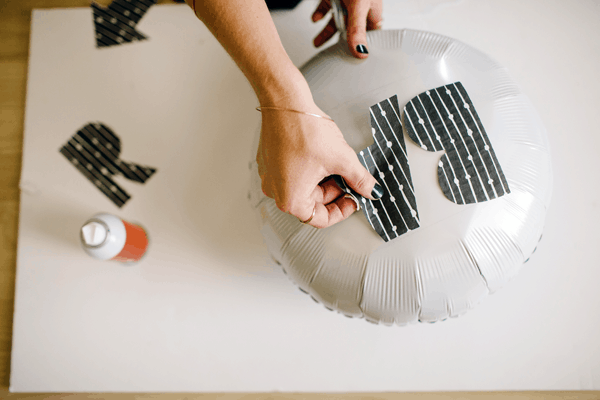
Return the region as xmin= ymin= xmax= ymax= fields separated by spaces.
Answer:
xmin=59 ymin=122 xmax=157 ymax=207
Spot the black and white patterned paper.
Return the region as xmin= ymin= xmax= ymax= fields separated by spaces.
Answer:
xmin=335 ymin=95 xmax=420 ymax=242
xmin=403 ymin=82 xmax=510 ymax=204
xmin=92 ymin=0 xmax=157 ymax=48
xmin=59 ymin=122 xmax=157 ymax=207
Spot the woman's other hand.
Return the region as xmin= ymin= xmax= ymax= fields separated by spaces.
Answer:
xmin=312 ymin=0 xmax=383 ymax=58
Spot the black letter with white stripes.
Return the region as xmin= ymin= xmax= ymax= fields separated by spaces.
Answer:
xmin=92 ymin=0 xmax=157 ymax=48
xmin=59 ymin=122 xmax=157 ymax=207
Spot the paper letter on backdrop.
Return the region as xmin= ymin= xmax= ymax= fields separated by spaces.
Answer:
xmin=92 ymin=0 xmax=158 ymax=48
xmin=59 ymin=122 xmax=157 ymax=208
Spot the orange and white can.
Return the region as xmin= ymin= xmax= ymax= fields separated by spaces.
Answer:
xmin=80 ymin=213 xmax=149 ymax=263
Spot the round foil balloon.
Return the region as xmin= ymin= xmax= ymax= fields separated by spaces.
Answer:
xmin=248 ymin=7 xmax=552 ymax=325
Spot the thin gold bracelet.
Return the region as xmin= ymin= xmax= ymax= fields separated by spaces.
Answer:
xmin=256 ymin=107 xmax=334 ymax=122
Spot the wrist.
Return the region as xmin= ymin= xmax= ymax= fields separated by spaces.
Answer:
xmin=254 ymin=64 xmax=314 ymax=109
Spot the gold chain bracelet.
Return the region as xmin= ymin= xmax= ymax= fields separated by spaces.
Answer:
xmin=256 ymin=107 xmax=334 ymax=122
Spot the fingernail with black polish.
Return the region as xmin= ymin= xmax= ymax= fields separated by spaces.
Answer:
xmin=356 ymin=44 xmax=369 ymax=54
xmin=371 ymin=183 xmax=384 ymax=199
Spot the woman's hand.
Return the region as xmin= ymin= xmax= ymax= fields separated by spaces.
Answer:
xmin=312 ymin=0 xmax=383 ymax=58
xmin=187 ymin=0 xmax=381 ymax=228
xmin=257 ymin=82 xmax=382 ymax=228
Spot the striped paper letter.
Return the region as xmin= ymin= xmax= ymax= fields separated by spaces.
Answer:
xmin=59 ymin=122 xmax=157 ymax=207
xmin=335 ymin=95 xmax=420 ymax=242
xmin=92 ymin=0 xmax=157 ymax=48
xmin=403 ymin=82 xmax=510 ymax=204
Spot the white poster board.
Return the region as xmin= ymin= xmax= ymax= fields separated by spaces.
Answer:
xmin=10 ymin=0 xmax=600 ymax=392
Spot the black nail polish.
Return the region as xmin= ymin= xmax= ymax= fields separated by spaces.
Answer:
xmin=356 ymin=44 xmax=369 ymax=54
xmin=371 ymin=183 xmax=384 ymax=199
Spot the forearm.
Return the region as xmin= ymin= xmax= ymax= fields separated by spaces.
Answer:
xmin=186 ymin=0 xmax=312 ymax=106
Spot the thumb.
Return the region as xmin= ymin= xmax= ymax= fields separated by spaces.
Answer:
xmin=337 ymin=150 xmax=384 ymax=200
xmin=344 ymin=0 xmax=371 ymax=59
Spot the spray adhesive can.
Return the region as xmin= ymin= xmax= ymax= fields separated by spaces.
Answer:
xmin=80 ymin=213 xmax=149 ymax=263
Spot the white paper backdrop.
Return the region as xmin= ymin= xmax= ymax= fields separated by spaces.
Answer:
xmin=10 ymin=0 xmax=600 ymax=392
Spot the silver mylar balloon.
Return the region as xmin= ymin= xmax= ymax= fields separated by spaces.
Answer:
xmin=248 ymin=1 xmax=552 ymax=325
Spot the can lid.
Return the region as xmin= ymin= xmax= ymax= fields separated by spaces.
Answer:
xmin=81 ymin=221 xmax=108 ymax=247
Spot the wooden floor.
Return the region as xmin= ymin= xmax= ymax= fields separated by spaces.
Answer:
xmin=0 ymin=1 xmax=599 ymax=399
